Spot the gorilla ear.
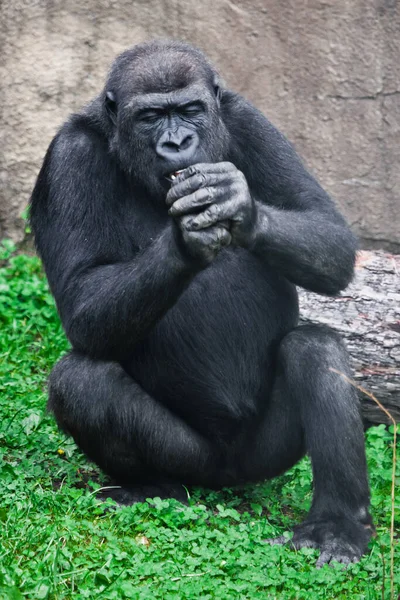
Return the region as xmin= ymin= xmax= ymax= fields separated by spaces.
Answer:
xmin=213 ymin=77 xmax=223 ymax=106
xmin=105 ymin=90 xmax=117 ymax=124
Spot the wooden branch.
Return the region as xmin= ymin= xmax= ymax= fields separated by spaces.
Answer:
xmin=298 ymin=250 xmax=400 ymax=425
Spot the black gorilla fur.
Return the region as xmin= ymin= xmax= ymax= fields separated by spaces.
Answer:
xmin=30 ymin=40 xmax=372 ymax=567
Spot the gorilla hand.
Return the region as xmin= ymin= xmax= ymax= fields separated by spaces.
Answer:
xmin=166 ymin=162 xmax=257 ymax=248
xmin=175 ymin=215 xmax=231 ymax=265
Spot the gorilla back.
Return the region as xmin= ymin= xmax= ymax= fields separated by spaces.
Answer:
xmin=30 ymin=39 xmax=372 ymax=567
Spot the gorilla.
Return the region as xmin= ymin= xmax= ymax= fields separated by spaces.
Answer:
xmin=30 ymin=39 xmax=372 ymax=567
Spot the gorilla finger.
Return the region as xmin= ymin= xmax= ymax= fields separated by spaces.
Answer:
xmin=178 ymin=214 xmax=197 ymax=231
xmin=166 ymin=173 xmax=206 ymax=205
xmin=169 ymin=187 xmax=216 ymax=216
xmin=212 ymin=226 xmax=232 ymax=248
xmin=182 ymin=203 xmax=220 ymax=231
xmin=188 ymin=199 xmax=241 ymax=230
xmin=335 ymin=556 xmax=351 ymax=566
xmin=185 ymin=225 xmax=231 ymax=254
xmin=332 ymin=553 xmax=359 ymax=567
xmin=177 ymin=162 xmax=237 ymax=182
xmin=166 ymin=172 xmax=229 ymax=206
xmin=316 ymin=551 xmax=332 ymax=569
xmin=219 ymin=220 xmax=231 ymax=230
xmin=292 ymin=538 xmax=318 ymax=550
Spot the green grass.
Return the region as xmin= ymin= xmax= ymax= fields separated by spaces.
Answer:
xmin=0 ymin=239 xmax=399 ymax=600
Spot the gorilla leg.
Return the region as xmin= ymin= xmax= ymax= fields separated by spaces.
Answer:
xmin=244 ymin=324 xmax=372 ymax=566
xmin=48 ymin=351 xmax=218 ymax=499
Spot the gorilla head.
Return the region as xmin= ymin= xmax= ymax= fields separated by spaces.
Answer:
xmin=103 ymin=40 xmax=230 ymax=200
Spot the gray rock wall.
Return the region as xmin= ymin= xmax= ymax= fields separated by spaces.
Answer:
xmin=1 ymin=0 xmax=399 ymax=250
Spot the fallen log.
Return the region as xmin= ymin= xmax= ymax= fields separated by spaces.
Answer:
xmin=298 ymin=250 xmax=400 ymax=425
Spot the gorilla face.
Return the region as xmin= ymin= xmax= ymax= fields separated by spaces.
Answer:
xmin=104 ymin=43 xmax=230 ymax=201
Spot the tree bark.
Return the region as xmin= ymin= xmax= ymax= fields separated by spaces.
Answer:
xmin=298 ymin=250 xmax=400 ymax=425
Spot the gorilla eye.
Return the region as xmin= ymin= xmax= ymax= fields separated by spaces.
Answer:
xmin=139 ymin=110 xmax=163 ymax=123
xmin=181 ymin=103 xmax=203 ymax=117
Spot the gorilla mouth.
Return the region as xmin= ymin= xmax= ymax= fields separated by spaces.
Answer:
xmin=165 ymin=169 xmax=185 ymax=183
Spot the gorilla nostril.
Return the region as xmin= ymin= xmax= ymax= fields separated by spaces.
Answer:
xmin=181 ymin=135 xmax=193 ymax=150
xmin=163 ymin=142 xmax=180 ymax=153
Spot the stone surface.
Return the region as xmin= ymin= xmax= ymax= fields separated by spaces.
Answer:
xmin=0 ymin=0 xmax=399 ymax=249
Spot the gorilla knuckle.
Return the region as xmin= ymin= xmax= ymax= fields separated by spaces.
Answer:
xmin=198 ymin=172 xmax=208 ymax=187
xmin=180 ymin=215 xmax=192 ymax=230
xmin=206 ymin=203 xmax=219 ymax=219
xmin=166 ymin=189 xmax=177 ymax=202
xmin=236 ymin=170 xmax=246 ymax=184
xmin=193 ymin=188 xmax=207 ymax=204
xmin=228 ymin=182 xmax=240 ymax=197
xmin=186 ymin=165 xmax=199 ymax=176
xmin=206 ymin=186 xmax=215 ymax=199
xmin=233 ymin=171 xmax=246 ymax=188
xmin=216 ymin=227 xmax=231 ymax=247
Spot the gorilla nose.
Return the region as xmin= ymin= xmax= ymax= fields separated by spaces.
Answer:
xmin=156 ymin=127 xmax=199 ymax=160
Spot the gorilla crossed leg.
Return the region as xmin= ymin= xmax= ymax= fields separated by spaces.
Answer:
xmin=49 ymin=324 xmax=371 ymax=567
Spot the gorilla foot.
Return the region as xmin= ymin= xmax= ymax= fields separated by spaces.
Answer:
xmin=96 ymin=481 xmax=189 ymax=505
xmin=265 ymin=516 xmax=372 ymax=568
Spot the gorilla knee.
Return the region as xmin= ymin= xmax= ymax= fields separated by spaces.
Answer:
xmin=47 ymin=352 xmax=88 ymax=431
xmin=280 ymin=324 xmax=345 ymax=362
xmin=48 ymin=356 xmax=68 ymax=409
xmin=277 ymin=324 xmax=353 ymax=391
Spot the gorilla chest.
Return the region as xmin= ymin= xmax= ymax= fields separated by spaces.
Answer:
xmin=128 ymin=248 xmax=298 ymax=422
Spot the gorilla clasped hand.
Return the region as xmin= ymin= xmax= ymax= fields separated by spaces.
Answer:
xmin=30 ymin=40 xmax=372 ymax=567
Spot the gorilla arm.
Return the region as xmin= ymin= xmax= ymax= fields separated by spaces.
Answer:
xmin=30 ymin=125 xmax=227 ymax=360
xmin=167 ymin=93 xmax=357 ymax=296
xmin=223 ymin=92 xmax=357 ymax=295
